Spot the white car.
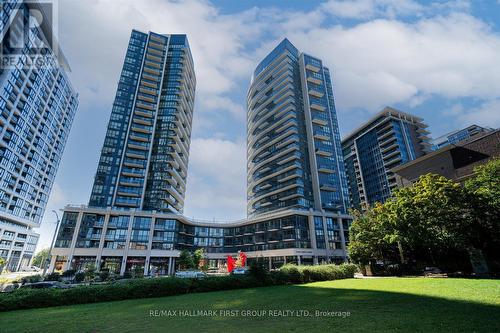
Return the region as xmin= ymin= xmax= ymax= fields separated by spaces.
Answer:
xmin=174 ymin=270 xmax=207 ymax=278
xmin=20 ymin=266 xmax=41 ymax=272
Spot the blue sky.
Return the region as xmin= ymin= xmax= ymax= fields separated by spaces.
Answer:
xmin=36 ymin=0 xmax=500 ymax=250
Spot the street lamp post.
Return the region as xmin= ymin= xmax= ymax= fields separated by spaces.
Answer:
xmin=42 ymin=210 xmax=61 ymax=276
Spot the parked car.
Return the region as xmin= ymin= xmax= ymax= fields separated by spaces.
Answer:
xmin=19 ymin=281 xmax=67 ymax=289
xmin=20 ymin=266 xmax=41 ymax=272
xmin=174 ymin=270 xmax=207 ymax=279
xmin=232 ymin=267 xmax=249 ymax=275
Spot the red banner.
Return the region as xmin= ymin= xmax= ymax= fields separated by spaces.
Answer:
xmin=227 ymin=255 xmax=235 ymax=272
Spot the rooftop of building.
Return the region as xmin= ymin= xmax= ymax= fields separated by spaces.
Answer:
xmin=252 ymin=38 xmax=299 ymax=80
xmin=341 ymin=106 xmax=427 ymax=144
xmin=430 ymin=124 xmax=495 ymax=144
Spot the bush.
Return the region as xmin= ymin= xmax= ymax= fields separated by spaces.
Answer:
xmin=44 ymin=272 xmax=61 ymax=282
xmin=248 ymin=259 xmax=269 ymax=281
xmin=278 ymin=263 xmax=358 ymax=283
xmin=0 ymin=263 xmax=357 ymax=312
xmin=74 ymin=272 xmax=85 ymax=283
xmin=61 ymin=270 xmax=77 ymax=278
xmin=99 ymin=270 xmax=110 ymax=282
xmin=84 ymin=265 xmax=96 ymax=282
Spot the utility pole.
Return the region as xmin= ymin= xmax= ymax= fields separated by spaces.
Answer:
xmin=42 ymin=210 xmax=61 ymax=276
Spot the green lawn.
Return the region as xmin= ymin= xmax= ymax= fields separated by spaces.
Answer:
xmin=1 ymin=278 xmax=499 ymax=332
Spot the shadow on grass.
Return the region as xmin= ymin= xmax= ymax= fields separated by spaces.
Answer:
xmin=0 ymin=282 xmax=499 ymax=333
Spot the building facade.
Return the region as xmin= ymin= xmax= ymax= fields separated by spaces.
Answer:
xmin=394 ymin=130 xmax=499 ymax=186
xmin=50 ymin=205 xmax=351 ymax=275
xmin=49 ymin=36 xmax=352 ymax=275
xmin=0 ymin=1 xmax=78 ymax=270
xmin=431 ymin=124 xmax=494 ymax=151
xmin=88 ymin=30 xmax=195 ymax=214
xmin=247 ymin=39 xmax=349 ymax=217
xmin=342 ymin=107 xmax=430 ymax=210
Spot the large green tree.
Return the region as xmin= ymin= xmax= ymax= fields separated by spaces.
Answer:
xmin=464 ymin=158 xmax=500 ymax=259
xmin=348 ymin=205 xmax=399 ymax=266
xmin=349 ymin=174 xmax=471 ymax=270
xmin=177 ymin=250 xmax=195 ymax=270
xmin=388 ymin=174 xmax=469 ymax=261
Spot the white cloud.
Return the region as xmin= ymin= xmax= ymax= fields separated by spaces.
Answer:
xmin=453 ymin=99 xmax=500 ymax=128
xmin=321 ymin=0 xmax=424 ymax=19
xmin=184 ymin=138 xmax=247 ymax=219
xmin=284 ymin=13 xmax=500 ymax=114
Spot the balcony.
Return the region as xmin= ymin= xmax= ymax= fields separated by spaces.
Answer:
xmin=127 ymin=141 xmax=149 ymax=151
xmin=315 ymin=148 xmax=332 ymax=157
xmin=119 ymin=178 xmax=143 ymax=187
xmin=308 ymin=89 xmax=324 ymax=98
xmin=139 ymin=87 xmax=157 ymax=96
xmin=310 ymin=103 xmax=326 ymax=112
xmin=140 ymin=80 xmax=157 ymax=89
xmin=307 ymin=76 xmax=322 ymax=85
xmin=137 ymin=94 xmax=156 ymax=104
xmin=130 ymin=133 xmax=150 ymax=142
xmin=320 ymin=184 xmax=337 ymax=192
xmin=136 ymin=101 xmax=155 ymax=111
xmin=305 ymin=63 xmax=320 ymax=72
xmin=313 ymin=131 xmax=330 ymax=141
xmin=318 ymin=166 xmax=335 ymax=174
xmin=131 ymin=123 xmax=152 ymax=134
xmin=312 ymin=118 xmax=328 ymax=126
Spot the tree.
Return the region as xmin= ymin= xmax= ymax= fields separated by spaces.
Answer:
xmin=465 ymin=158 xmax=500 ymax=269
xmin=465 ymin=159 xmax=500 ymax=246
xmin=349 ymin=174 xmax=471 ymax=272
xmin=193 ymin=248 xmax=208 ymax=271
xmin=178 ymin=250 xmax=195 ymax=270
xmin=348 ymin=205 xmax=398 ymax=266
xmin=349 ymin=167 xmax=500 ymax=274
xmin=0 ymin=257 xmax=6 ymax=272
xmin=32 ymin=248 xmax=50 ymax=268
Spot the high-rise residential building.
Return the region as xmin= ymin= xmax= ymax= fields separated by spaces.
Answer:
xmin=430 ymin=124 xmax=494 ymax=151
xmin=0 ymin=1 xmax=78 ymax=270
xmin=247 ymin=39 xmax=349 ymax=217
xmin=88 ymin=30 xmax=195 ymax=214
xmin=342 ymin=107 xmax=430 ymax=210
xmin=50 ymin=36 xmax=352 ymax=276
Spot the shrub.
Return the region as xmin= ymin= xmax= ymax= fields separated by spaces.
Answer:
xmin=248 ymin=259 xmax=269 ymax=281
xmin=0 ymin=263 xmax=357 ymax=312
xmin=74 ymin=272 xmax=85 ymax=283
xmin=61 ymin=270 xmax=77 ymax=278
xmin=84 ymin=265 xmax=96 ymax=282
xmin=278 ymin=263 xmax=357 ymax=283
xmin=44 ymin=272 xmax=61 ymax=282
xmin=99 ymin=270 xmax=110 ymax=282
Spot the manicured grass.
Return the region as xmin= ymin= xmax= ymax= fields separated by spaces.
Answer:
xmin=1 ymin=278 xmax=499 ymax=332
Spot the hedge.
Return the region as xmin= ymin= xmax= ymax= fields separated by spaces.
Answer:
xmin=0 ymin=263 xmax=357 ymax=312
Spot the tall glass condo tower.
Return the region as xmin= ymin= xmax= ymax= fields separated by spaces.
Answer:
xmin=89 ymin=30 xmax=195 ymax=214
xmin=247 ymin=39 xmax=349 ymax=217
xmin=0 ymin=1 xmax=78 ymax=270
